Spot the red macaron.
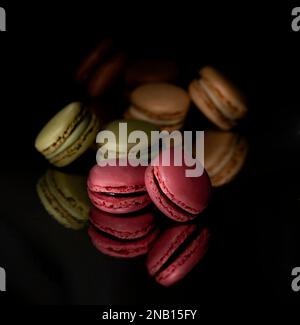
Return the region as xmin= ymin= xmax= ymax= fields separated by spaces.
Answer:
xmin=146 ymin=224 xmax=210 ymax=286
xmin=88 ymin=207 xmax=158 ymax=258
xmin=145 ymin=148 xmax=212 ymax=222
xmin=87 ymin=163 xmax=152 ymax=214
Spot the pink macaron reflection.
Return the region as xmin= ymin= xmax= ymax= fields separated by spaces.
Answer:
xmin=146 ymin=224 xmax=210 ymax=287
xmin=88 ymin=207 xmax=158 ymax=258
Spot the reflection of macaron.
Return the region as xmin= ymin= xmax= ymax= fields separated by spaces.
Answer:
xmin=88 ymin=207 xmax=158 ymax=258
xmin=35 ymin=102 xmax=99 ymax=167
xmin=36 ymin=169 xmax=90 ymax=230
xmin=97 ymin=119 xmax=159 ymax=161
xmin=125 ymin=83 xmax=190 ymax=131
xmin=204 ymin=130 xmax=248 ymax=187
xmin=146 ymin=224 xmax=210 ymax=286
xmin=75 ymin=38 xmax=126 ymax=97
xmin=87 ymin=163 xmax=151 ymax=214
xmin=189 ymin=66 xmax=247 ymax=130
xmin=125 ymin=58 xmax=178 ymax=89
xmin=145 ymin=148 xmax=211 ymax=222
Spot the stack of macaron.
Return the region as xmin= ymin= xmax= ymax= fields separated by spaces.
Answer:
xmin=34 ymin=38 xmax=251 ymax=286
xmin=87 ymin=162 xmax=159 ymax=257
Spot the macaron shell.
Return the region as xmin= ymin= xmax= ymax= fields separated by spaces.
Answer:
xmin=131 ymin=83 xmax=190 ymax=119
xmin=36 ymin=176 xmax=86 ymax=230
xmin=126 ymin=105 xmax=184 ymax=126
xmin=147 ymin=224 xmax=197 ymax=276
xmin=88 ymin=225 xmax=159 ymax=258
xmin=50 ymin=113 xmax=99 ymax=167
xmin=145 ymin=166 xmax=195 ymax=222
xmin=89 ymin=206 xmax=155 ymax=239
xmin=156 ymin=227 xmax=210 ymax=287
xmin=210 ymin=137 xmax=248 ymax=187
xmin=87 ymin=163 xmax=147 ymax=194
xmin=200 ymin=66 xmax=247 ymax=119
xmin=87 ymin=188 xmax=151 ymax=214
xmin=189 ymin=79 xmax=233 ymax=130
xmin=35 ymin=102 xmax=85 ymax=155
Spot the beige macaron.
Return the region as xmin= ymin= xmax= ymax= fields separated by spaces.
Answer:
xmin=204 ymin=130 xmax=248 ymax=186
xmin=125 ymin=83 xmax=190 ymax=131
xmin=189 ymin=66 xmax=247 ymax=130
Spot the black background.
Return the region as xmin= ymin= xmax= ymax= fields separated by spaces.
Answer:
xmin=0 ymin=1 xmax=299 ymax=311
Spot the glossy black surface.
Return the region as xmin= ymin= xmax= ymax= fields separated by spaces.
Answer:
xmin=0 ymin=3 xmax=299 ymax=305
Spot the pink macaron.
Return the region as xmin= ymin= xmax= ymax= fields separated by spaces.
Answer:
xmin=88 ymin=207 xmax=159 ymax=258
xmin=145 ymin=148 xmax=212 ymax=222
xmin=87 ymin=163 xmax=152 ymax=214
xmin=146 ymin=224 xmax=210 ymax=286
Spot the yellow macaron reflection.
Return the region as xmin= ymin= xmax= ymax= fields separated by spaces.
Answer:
xmin=36 ymin=169 xmax=90 ymax=230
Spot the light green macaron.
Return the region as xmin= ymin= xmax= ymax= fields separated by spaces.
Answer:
xmin=36 ymin=169 xmax=90 ymax=230
xmin=35 ymin=102 xmax=99 ymax=167
xmin=97 ymin=119 xmax=159 ymax=161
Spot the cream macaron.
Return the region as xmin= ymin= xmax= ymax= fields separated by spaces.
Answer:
xmin=35 ymin=102 xmax=99 ymax=167
xmin=37 ymin=169 xmax=90 ymax=229
xmin=189 ymin=66 xmax=247 ymax=130
xmin=125 ymin=83 xmax=190 ymax=131
xmin=204 ymin=130 xmax=248 ymax=187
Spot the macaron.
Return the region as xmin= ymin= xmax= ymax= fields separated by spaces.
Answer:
xmin=36 ymin=169 xmax=90 ymax=230
xmin=125 ymin=83 xmax=190 ymax=131
xmin=97 ymin=119 xmax=159 ymax=162
xmin=146 ymin=224 xmax=210 ymax=286
xmin=75 ymin=38 xmax=126 ymax=97
xmin=88 ymin=207 xmax=159 ymax=258
xmin=87 ymin=162 xmax=152 ymax=214
xmin=188 ymin=66 xmax=247 ymax=130
xmin=125 ymin=58 xmax=178 ymax=89
xmin=145 ymin=148 xmax=211 ymax=222
xmin=204 ymin=130 xmax=248 ymax=187
xmin=35 ymin=102 xmax=99 ymax=167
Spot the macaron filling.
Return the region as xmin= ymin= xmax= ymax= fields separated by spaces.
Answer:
xmin=87 ymin=187 xmax=151 ymax=213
